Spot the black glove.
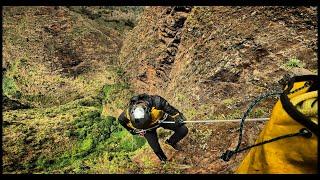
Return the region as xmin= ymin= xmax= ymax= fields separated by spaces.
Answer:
xmin=175 ymin=113 xmax=186 ymax=126
xmin=129 ymin=129 xmax=137 ymax=135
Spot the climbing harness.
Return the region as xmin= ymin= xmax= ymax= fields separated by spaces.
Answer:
xmin=221 ymin=79 xmax=315 ymax=162
xmin=133 ymin=113 xmax=169 ymax=134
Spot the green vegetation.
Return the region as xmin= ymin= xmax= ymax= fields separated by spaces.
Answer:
xmin=33 ymin=109 xmax=146 ymax=173
xmin=68 ymin=6 xmax=143 ymax=33
xmin=250 ymin=107 xmax=270 ymax=118
xmin=3 ymin=76 xmax=19 ymax=98
xmin=190 ymin=128 xmax=212 ymax=150
xmin=222 ymin=98 xmax=234 ymax=106
xmin=101 ymin=79 xmax=134 ymax=116
xmin=2 ymin=94 xmax=146 ymax=173
xmin=175 ymin=93 xmax=187 ymax=102
xmin=184 ymin=107 xmax=198 ymax=120
xmin=284 ymin=57 xmax=305 ymax=68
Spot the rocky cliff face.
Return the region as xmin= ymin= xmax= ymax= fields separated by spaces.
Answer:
xmin=2 ymin=6 xmax=317 ymax=174
xmin=117 ymin=6 xmax=317 ymax=173
xmin=120 ymin=7 xmax=193 ymax=94
xmin=120 ymin=6 xmax=317 ymax=118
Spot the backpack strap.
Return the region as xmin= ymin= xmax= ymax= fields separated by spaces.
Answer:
xmin=280 ymin=75 xmax=318 ymax=136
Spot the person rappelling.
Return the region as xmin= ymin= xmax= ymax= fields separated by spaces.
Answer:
xmin=118 ymin=93 xmax=188 ymax=162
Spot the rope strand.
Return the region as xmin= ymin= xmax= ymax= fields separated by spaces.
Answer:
xmin=160 ymin=118 xmax=269 ymax=124
xmin=221 ymin=81 xmax=312 ymax=162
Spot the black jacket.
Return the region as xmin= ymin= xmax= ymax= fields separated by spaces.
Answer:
xmin=118 ymin=94 xmax=181 ymax=134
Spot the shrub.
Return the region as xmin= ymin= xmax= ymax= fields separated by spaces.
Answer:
xmin=285 ymin=57 xmax=305 ymax=68
xmin=3 ymin=76 xmax=18 ymax=97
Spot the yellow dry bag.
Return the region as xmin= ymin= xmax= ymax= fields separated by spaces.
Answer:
xmin=236 ymin=75 xmax=318 ymax=174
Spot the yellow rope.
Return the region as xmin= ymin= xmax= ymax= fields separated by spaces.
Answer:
xmin=291 ymin=91 xmax=318 ymax=125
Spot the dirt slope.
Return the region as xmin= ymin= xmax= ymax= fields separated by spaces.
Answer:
xmin=130 ymin=121 xmax=265 ymax=174
xmin=3 ymin=6 xmax=141 ymax=108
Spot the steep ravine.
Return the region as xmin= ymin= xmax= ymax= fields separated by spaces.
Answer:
xmin=2 ymin=6 xmax=317 ymax=174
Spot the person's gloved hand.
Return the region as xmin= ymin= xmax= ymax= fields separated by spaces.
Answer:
xmin=129 ymin=129 xmax=137 ymax=135
xmin=175 ymin=113 xmax=186 ymax=126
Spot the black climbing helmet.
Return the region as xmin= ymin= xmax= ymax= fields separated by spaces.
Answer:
xmin=129 ymin=101 xmax=151 ymax=129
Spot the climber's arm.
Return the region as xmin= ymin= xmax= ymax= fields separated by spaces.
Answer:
xmin=151 ymin=95 xmax=186 ymax=123
xmin=118 ymin=112 xmax=136 ymax=135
